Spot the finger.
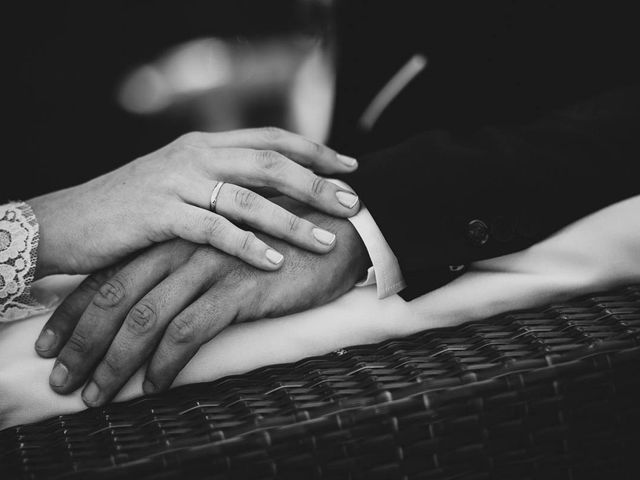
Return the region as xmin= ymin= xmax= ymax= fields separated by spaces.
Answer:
xmin=189 ymin=149 xmax=360 ymax=217
xmin=213 ymin=184 xmax=336 ymax=253
xmin=170 ymin=206 xmax=285 ymax=271
xmin=144 ymin=283 xmax=240 ymax=393
xmin=193 ymin=127 xmax=358 ymax=174
xmin=81 ymin=252 xmax=220 ymax=407
xmin=35 ymin=269 xmax=115 ymax=358
xmin=49 ymin=248 xmax=171 ymax=394
xmin=256 ymin=154 xmax=360 ymax=216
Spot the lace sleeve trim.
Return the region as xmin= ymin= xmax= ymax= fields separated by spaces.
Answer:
xmin=0 ymin=202 xmax=47 ymax=321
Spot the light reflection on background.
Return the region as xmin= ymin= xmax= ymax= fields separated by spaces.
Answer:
xmin=117 ymin=5 xmax=335 ymax=143
xmin=118 ymin=38 xmax=234 ymax=115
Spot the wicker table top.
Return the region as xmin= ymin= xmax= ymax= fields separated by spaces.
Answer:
xmin=2 ymin=285 xmax=639 ymax=479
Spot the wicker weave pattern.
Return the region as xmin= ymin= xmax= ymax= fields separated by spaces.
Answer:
xmin=2 ymin=285 xmax=639 ymax=479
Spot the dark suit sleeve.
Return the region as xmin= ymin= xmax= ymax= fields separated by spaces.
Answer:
xmin=340 ymin=86 xmax=640 ymax=300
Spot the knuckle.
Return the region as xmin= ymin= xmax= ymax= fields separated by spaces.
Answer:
xmin=163 ymin=144 xmax=183 ymax=164
xmin=93 ymin=279 xmax=126 ymax=309
xmin=310 ymin=175 xmax=327 ymax=197
xmin=256 ymin=150 xmax=285 ymax=174
xmin=66 ymin=330 xmax=89 ymax=354
xmin=166 ymin=137 xmax=190 ymax=159
xmin=126 ymin=302 xmax=157 ymax=334
xmin=166 ymin=132 xmax=204 ymax=163
xmin=167 ymin=316 xmax=199 ymax=344
xmin=233 ymin=188 xmax=259 ymax=212
xmin=261 ymin=126 xmax=284 ymax=142
xmin=79 ymin=274 xmax=105 ymax=296
xmin=287 ymin=214 xmax=300 ymax=233
xmin=239 ymin=231 xmax=257 ymax=253
xmin=201 ymin=214 xmax=225 ymax=238
xmin=179 ymin=131 xmax=203 ymax=145
xmin=307 ymin=139 xmax=324 ymax=155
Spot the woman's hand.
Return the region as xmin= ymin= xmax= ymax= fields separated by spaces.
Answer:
xmin=28 ymin=128 xmax=359 ymax=277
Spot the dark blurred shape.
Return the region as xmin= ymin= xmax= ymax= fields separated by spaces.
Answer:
xmin=3 ymin=0 xmax=336 ymax=202
xmin=328 ymin=1 xmax=640 ymax=155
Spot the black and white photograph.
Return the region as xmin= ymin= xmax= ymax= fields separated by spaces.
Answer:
xmin=1 ymin=1 xmax=639 ymax=478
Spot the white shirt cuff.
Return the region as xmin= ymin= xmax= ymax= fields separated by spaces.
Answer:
xmin=328 ymin=179 xmax=406 ymax=298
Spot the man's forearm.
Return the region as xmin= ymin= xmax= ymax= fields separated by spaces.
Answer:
xmin=340 ymin=85 xmax=640 ymax=299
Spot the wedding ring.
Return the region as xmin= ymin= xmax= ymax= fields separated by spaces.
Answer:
xmin=209 ymin=181 xmax=225 ymax=212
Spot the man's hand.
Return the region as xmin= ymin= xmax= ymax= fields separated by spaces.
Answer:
xmin=35 ymin=198 xmax=369 ymax=406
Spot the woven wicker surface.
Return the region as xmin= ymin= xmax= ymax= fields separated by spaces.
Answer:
xmin=2 ymin=285 xmax=640 ymax=479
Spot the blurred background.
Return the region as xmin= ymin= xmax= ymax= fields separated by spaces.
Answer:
xmin=6 ymin=1 xmax=633 ymax=204
xmin=3 ymin=0 xmax=338 ymax=202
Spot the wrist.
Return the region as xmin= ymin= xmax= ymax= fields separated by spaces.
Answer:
xmin=28 ymin=190 xmax=73 ymax=279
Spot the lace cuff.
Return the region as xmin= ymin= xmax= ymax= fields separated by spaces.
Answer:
xmin=0 ymin=202 xmax=47 ymax=321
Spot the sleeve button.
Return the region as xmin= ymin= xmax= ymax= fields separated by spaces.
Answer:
xmin=466 ymin=219 xmax=489 ymax=247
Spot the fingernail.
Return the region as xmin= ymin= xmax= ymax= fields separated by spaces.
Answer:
xmin=312 ymin=228 xmax=336 ymax=246
xmin=142 ymin=379 xmax=157 ymax=395
xmin=50 ymin=362 xmax=69 ymax=388
xmin=337 ymin=154 xmax=358 ymax=168
xmin=265 ymin=248 xmax=284 ymax=265
xmin=35 ymin=329 xmax=56 ymax=351
xmin=82 ymin=381 xmax=100 ymax=405
xmin=336 ymin=191 xmax=359 ymax=209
